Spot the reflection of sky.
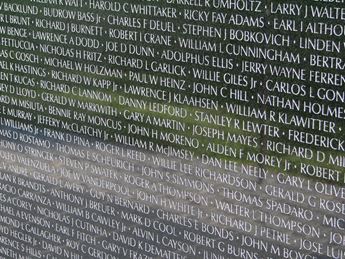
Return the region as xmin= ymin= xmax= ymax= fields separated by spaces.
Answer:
xmin=0 ymin=129 xmax=342 ymax=259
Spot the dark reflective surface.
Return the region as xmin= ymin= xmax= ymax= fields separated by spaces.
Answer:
xmin=0 ymin=0 xmax=345 ymax=258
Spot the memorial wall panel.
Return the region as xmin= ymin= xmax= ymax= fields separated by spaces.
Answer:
xmin=0 ymin=0 xmax=344 ymax=258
